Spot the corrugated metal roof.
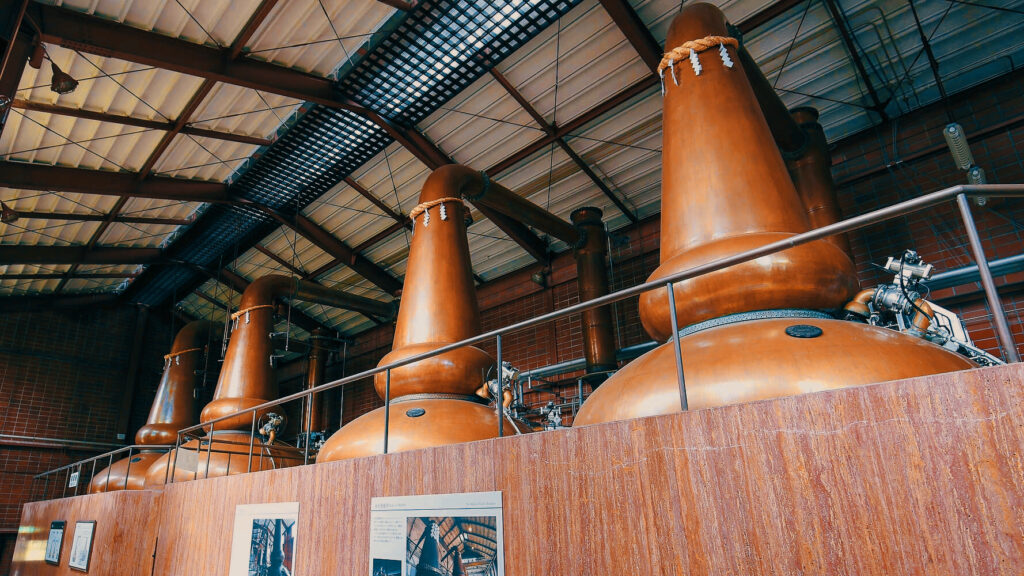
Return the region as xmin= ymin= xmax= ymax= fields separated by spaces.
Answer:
xmin=4 ymin=0 xmax=1023 ymax=340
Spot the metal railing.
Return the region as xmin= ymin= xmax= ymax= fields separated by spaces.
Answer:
xmin=32 ymin=445 xmax=173 ymax=500
xmin=32 ymin=184 xmax=1024 ymax=497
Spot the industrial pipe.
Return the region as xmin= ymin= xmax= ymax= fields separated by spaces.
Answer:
xmin=786 ymin=106 xmax=853 ymax=256
xmin=571 ymin=207 xmax=617 ymax=379
xmin=460 ymin=167 xmax=580 ymax=245
xmin=304 ymin=328 xmax=328 ymax=436
xmin=737 ymin=46 xmax=806 ymax=156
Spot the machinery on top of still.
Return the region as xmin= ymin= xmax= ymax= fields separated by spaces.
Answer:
xmin=845 ymin=250 xmax=1003 ymax=367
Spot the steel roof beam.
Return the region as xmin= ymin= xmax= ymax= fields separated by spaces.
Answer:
xmin=26 ymin=3 xmax=366 ymax=113
xmin=490 ymin=68 xmax=638 ymax=223
xmin=11 ymin=100 xmax=273 ymax=146
xmin=3 ymin=272 xmax=139 ymax=280
xmin=12 ymin=210 xmax=192 ymax=225
xmin=0 ymin=245 xmax=160 ymax=264
xmin=0 ymin=161 xmax=230 ymax=203
xmin=256 ymin=206 xmax=403 ymax=295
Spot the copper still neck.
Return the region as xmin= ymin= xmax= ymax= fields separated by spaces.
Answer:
xmin=375 ymin=164 xmax=494 ymax=399
xmin=203 ymin=274 xmax=392 ymax=430
xmin=638 ymin=3 xmax=857 ymax=339
xmin=571 ymin=207 xmax=617 ymax=378
xmin=136 ymin=320 xmax=217 ymax=445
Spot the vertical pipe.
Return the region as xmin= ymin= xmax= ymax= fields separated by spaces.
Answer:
xmin=248 ymin=412 xmax=256 ymax=473
xmin=666 ymin=283 xmax=688 ymax=411
xmin=956 ymin=194 xmax=1021 ymax=362
xmin=383 ymin=369 xmax=391 ymax=454
xmin=496 ymin=334 xmax=504 ymax=437
xmin=571 ymin=207 xmax=618 ymax=382
xmin=304 ymin=329 xmax=328 ymax=452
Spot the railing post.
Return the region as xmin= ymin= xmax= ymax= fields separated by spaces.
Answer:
xmin=383 ymin=369 xmax=391 ymax=455
xmin=956 ymin=193 xmax=1021 ymax=362
xmin=248 ymin=411 xmax=257 ymax=473
xmin=665 ymin=282 xmax=688 ymax=411
xmin=104 ymin=452 xmax=114 ymax=492
xmin=90 ymin=458 xmax=97 ymax=491
xmin=496 ymin=333 xmax=504 ymax=437
xmin=62 ymin=469 xmax=68 ymax=499
xmin=123 ymin=446 xmax=133 ymax=490
xmin=204 ymin=421 xmax=215 ymax=480
xmin=303 ymin=393 xmax=313 ymax=466
xmin=167 ymin=432 xmax=181 ymax=486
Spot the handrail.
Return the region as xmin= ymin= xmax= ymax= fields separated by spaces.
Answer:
xmin=33 ymin=445 xmax=173 ymax=480
xmin=176 ymin=183 xmax=1023 ymax=435
xmin=32 ymin=184 xmax=1024 ymax=488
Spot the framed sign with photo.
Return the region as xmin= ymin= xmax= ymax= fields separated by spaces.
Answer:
xmin=228 ymin=502 xmax=300 ymax=576
xmin=45 ymin=520 xmax=65 ymax=565
xmin=68 ymin=521 xmax=95 ymax=572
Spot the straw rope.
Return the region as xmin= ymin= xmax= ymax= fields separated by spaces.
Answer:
xmin=409 ymin=197 xmax=464 ymax=221
xmin=230 ymin=304 xmax=276 ymax=321
xmin=657 ymin=35 xmax=738 ymax=75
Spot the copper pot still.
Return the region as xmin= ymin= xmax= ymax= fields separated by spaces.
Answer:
xmin=574 ymin=4 xmax=972 ymax=425
xmin=145 ymin=276 xmax=328 ymax=487
xmin=320 ymin=166 xmax=529 ymax=462
xmin=89 ymin=320 xmax=217 ymax=493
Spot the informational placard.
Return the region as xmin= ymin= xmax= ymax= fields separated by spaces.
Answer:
xmin=228 ymin=502 xmax=300 ymax=576
xmin=68 ymin=521 xmax=95 ymax=572
xmin=45 ymin=520 xmax=65 ymax=565
xmin=370 ymin=491 xmax=504 ymax=576
xmin=68 ymin=470 xmax=79 ymax=488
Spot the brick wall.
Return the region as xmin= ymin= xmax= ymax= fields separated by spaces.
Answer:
xmin=334 ymin=69 xmax=1024 ymax=427
xmin=0 ymin=305 xmax=172 ymax=573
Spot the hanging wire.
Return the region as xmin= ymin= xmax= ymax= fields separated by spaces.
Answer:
xmin=381 ymin=146 xmax=411 ymax=249
xmin=546 ymin=17 xmax=562 ymax=213
xmin=174 ymin=0 xmax=222 ymax=48
xmin=773 ymin=0 xmax=814 ymax=89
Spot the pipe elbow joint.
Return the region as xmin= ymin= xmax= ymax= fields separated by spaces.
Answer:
xmin=844 ymin=288 xmax=876 ymax=318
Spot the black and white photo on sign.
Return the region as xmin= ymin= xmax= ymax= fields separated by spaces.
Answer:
xmin=228 ymin=502 xmax=300 ymax=576
xmin=369 ymin=491 xmax=504 ymax=576
xmin=68 ymin=521 xmax=95 ymax=571
xmin=407 ymin=516 xmax=498 ymax=576
xmin=45 ymin=520 xmax=65 ymax=565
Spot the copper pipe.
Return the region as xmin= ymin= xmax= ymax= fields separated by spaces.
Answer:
xmin=304 ymin=328 xmax=328 ymax=434
xmin=844 ymin=288 xmax=876 ymax=318
xmin=737 ymin=46 xmax=806 ymax=155
xmin=203 ymin=274 xmax=391 ymax=430
xmin=638 ymin=4 xmax=858 ymax=340
xmin=786 ymin=106 xmax=853 ymax=256
xmin=571 ymin=207 xmax=617 ymax=378
xmin=911 ymin=298 xmax=934 ymax=333
xmin=464 ymin=170 xmax=580 ymax=246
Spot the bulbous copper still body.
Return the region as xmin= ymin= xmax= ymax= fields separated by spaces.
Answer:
xmin=574 ymin=3 xmax=973 ymax=425
xmin=90 ymin=320 xmax=217 ymax=493
xmin=320 ymin=166 xmax=527 ymax=461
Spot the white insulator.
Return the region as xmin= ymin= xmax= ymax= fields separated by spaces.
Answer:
xmin=943 ymin=123 xmax=975 ymax=170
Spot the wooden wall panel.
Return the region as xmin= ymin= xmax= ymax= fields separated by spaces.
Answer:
xmin=15 ymin=363 xmax=1024 ymax=575
xmin=11 ymin=490 xmax=158 ymax=576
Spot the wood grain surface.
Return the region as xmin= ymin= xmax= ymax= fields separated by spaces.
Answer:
xmin=11 ymin=490 xmax=158 ymax=576
xmin=14 ymin=363 xmax=1024 ymax=575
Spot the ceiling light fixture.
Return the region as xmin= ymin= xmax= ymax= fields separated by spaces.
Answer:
xmin=49 ymin=61 xmax=78 ymax=95
xmin=0 ymin=200 xmax=20 ymax=223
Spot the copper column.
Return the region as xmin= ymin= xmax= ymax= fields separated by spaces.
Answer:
xmin=571 ymin=207 xmax=617 ymax=378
